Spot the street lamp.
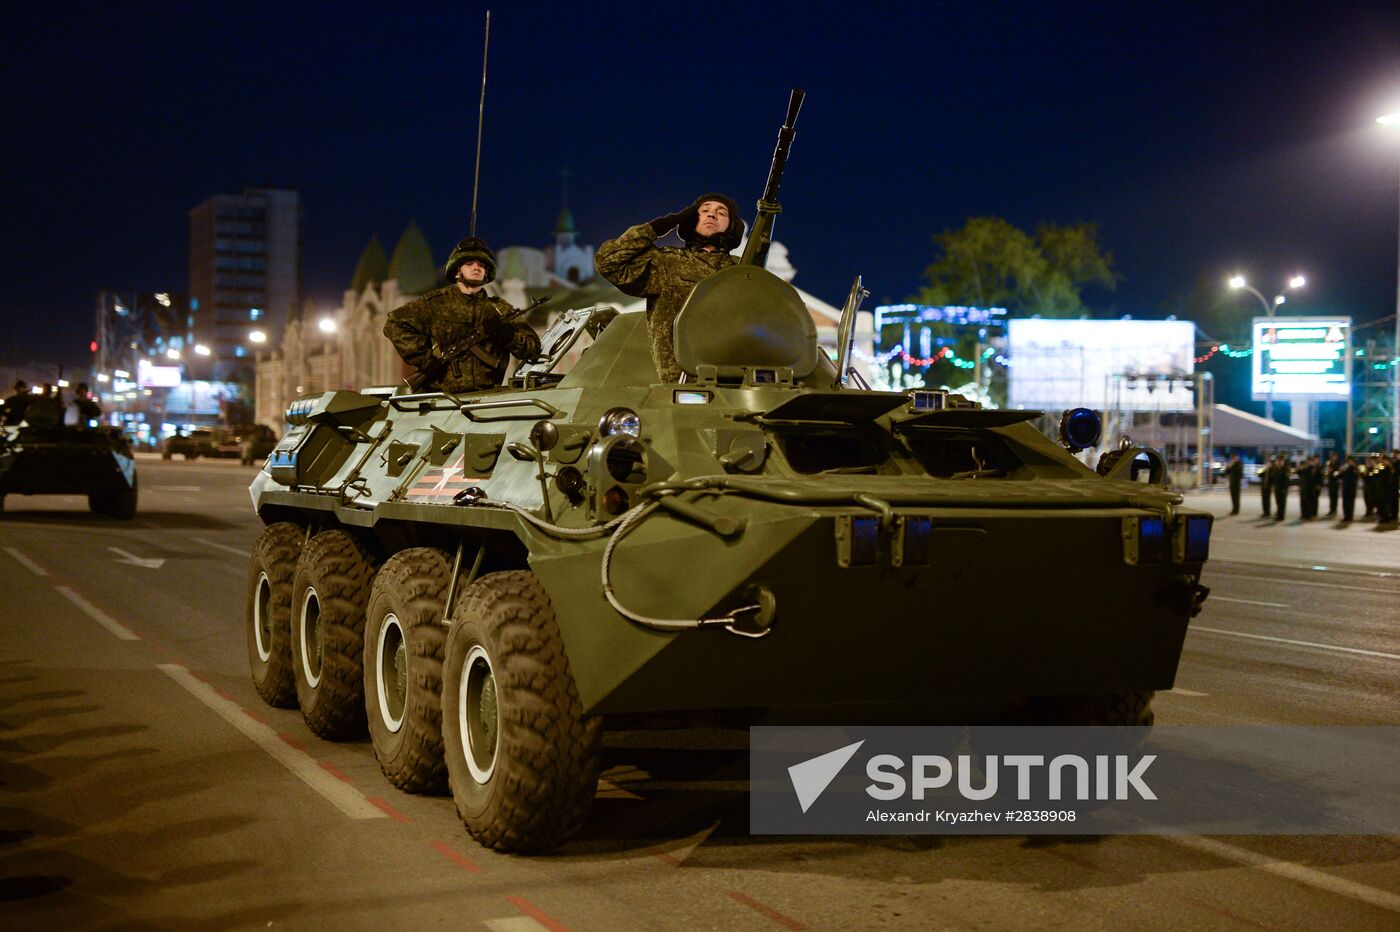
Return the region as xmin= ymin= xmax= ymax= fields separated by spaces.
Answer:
xmin=1378 ymin=111 xmax=1400 ymax=449
xmin=249 ymin=330 xmax=267 ymax=344
xmin=1228 ymin=272 xmax=1306 ymax=421
xmin=194 ymin=344 xmax=212 ymax=356
xmin=317 ymin=317 xmax=337 ymax=334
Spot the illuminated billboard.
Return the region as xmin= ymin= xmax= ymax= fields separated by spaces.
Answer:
xmin=137 ymin=360 xmax=182 ymax=388
xmin=1251 ymin=317 xmax=1350 ymax=401
xmin=1007 ymin=319 xmax=1196 ymax=411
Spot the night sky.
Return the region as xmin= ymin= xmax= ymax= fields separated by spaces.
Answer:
xmin=3 ymin=1 xmax=1399 ymax=374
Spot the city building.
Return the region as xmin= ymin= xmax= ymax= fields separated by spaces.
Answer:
xmin=188 ymin=187 xmax=301 ymax=381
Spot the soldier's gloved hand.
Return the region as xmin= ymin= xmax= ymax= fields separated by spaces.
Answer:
xmin=647 ymin=204 xmax=696 ymax=237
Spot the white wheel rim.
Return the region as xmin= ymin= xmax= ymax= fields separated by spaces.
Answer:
xmin=299 ymin=586 xmax=323 ymax=688
xmin=253 ymin=571 xmax=273 ymax=663
xmin=376 ymin=613 xmax=406 ymax=733
xmin=460 ymin=644 xmax=498 ymax=783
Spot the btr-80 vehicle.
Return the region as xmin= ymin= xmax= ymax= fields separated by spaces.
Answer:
xmin=0 ymin=423 xmax=138 ymax=518
xmin=245 ymin=92 xmax=1211 ymax=852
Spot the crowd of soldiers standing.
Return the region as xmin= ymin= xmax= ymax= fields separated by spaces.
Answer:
xmin=1225 ymin=451 xmax=1400 ymax=524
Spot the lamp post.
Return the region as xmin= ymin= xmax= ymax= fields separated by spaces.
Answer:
xmin=1229 ymin=273 xmax=1305 ymax=422
xmin=1379 ymin=112 xmax=1400 ymax=450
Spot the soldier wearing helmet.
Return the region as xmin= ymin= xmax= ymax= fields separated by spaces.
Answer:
xmin=595 ymin=193 xmax=746 ymax=382
xmin=384 ymin=237 xmax=541 ymax=394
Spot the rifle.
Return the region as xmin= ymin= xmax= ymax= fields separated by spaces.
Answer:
xmin=406 ymin=295 xmax=549 ymax=393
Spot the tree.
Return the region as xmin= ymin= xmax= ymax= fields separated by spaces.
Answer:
xmin=916 ymin=217 xmax=1117 ymax=317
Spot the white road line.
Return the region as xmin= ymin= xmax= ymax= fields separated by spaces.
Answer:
xmin=1164 ymin=835 xmax=1400 ymax=914
xmin=4 ymin=546 xmax=50 ymax=576
xmin=1169 ymin=688 xmax=1209 ymax=697
xmin=1208 ymin=571 xmax=1398 ymax=597
xmin=1210 ymin=557 xmax=1398 ymax=580
xmin=484 ymin=918 xmax=552 ymax=932
xmin=1210 ymin=596 xmax=1288 ymax=608
xmin=193 ymin=537 xmax=249 ymax=557
xmin=152 ymin=485 xmax=202 ymax=492
xmin=55 ymin=587 xmax=139 ymax=640
xmin=1192 ymin=626 xmax=1400 ymax=661
xmin=157 ymin=664 xmax=385 ymax=821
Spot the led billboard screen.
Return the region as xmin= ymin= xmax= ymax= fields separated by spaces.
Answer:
xmin=1007 ymin=319 xmax=1196 ymax=411
xmin=1251 ymin=317 xmax=1351 ymax=401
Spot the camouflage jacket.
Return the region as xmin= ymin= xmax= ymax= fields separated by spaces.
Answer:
xmin=594 ymin=222 xmax=736 ymax=382
xmin=384 ymin=286 xmax=541 ymax=393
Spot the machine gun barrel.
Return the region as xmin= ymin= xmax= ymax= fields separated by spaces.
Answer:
xmin=740 ymin=88 xmax=805 ymax=268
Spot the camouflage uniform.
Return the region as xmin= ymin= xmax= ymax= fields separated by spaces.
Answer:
xmin=384 ymin=286 xmax=540 ymax=394
xmin=595 ymin=222 xmax=737 ymax=382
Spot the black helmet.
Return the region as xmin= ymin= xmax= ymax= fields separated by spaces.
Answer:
xmin=679 ymin=192 xmax=746 ymax=252
xmin=444 ymin=237 xmax=497 ymax=284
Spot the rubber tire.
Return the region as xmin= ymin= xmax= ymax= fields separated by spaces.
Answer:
xmin=246 ymin=522 xmax=304 ymax=708
xmin=364 ymin=548 xmax=450 ymax=793
xmin=442 ymin=570 xmax=601 ymax=853
xmin=290 ymin=529 xmax=379 ymax=739
xmin=89 ymin=478 xmax=138 ymax=520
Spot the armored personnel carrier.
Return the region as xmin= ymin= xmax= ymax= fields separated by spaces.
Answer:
xmin=245 ymin=92 xmax=1211 ymax=852
xmin=0 ymin=423 xmax=138 ymax=518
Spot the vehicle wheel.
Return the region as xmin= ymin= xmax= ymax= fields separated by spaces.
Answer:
xmin=88 ymin=478 xmax=138 ymax=520
xmin=442 ymin=570 xmax=600 ymax=853
xmin=246 ymin=522 xmax=305 ymax=708
xmin=184 ymin=453 xmax=196 ymax=461
xmin=364 ymin=547 xmax=450 ymax=793
xmin=290 ymin=529 xmax=379 ymax=739
xmin=162 ymin=449 xmax=172 ymax=460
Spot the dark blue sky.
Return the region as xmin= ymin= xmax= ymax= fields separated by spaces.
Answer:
xmin=3 ymin=1 xmax=1399 ymax=367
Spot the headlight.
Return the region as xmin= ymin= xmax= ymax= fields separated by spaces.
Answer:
xmin=597 ymin=407 xmax=641 ymax=438
xmin=1059 ymin=407 xmax=1102 ymax=452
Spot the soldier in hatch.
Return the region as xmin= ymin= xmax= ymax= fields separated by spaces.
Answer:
xmin=594 ymin=193 xmax=746 ymax=382
xmin=384 ymin=237 xmax=541 ymax=394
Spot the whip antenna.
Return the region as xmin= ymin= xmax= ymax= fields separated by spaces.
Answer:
xmin=470 ymin=11 xmax=491 ymax=237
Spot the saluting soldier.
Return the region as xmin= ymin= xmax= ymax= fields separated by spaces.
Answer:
xmin=595 ymin=193 xmax=746 ymax=382
xmin=384 ymin=238 xmax=541 ymax=394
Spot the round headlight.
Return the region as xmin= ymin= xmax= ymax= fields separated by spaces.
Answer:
xmin=597 ymin=407 xmax=641 ymax=438
xmin=1059 ymin=407 xmax=1102 ymax=452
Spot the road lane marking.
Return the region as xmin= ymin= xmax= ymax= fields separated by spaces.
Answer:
xmin=157 ymin=663 xmax=386 ymax=821
xmin=1191 ymin=626 xmax=1400 ymax=661
xmin=55 ymin=587 xmax=139 ymax=640
xmin=503 ymin=896 xmax=569 ymax=932
xmin=4 ymin=547 xmax=50 ymax=576
xmin=108 ymin=546 xmax=165 ymax=569
xmin=726 ymin=891 xmax=806 ymax=930
xmin=152 ymin=485 xmax=202 ymax=492
xmin=1169 ymin=688 xmax=1209 ymax=697
xmin=1164 ymin=835 xmax=1400 ymax=914
xmin=1210 ymin=596 xmax=1288 ymax=608
xmin=485 ymin=919 xmax=551 ymax=932
xmin=1208 ymin=572 xmax=1398 ymax=597
xmin=193 ymin=537 xmax=250 ymax=557
xmin=430 ymin=840 xmax=484 ymax=875
xmin=1209 ymin=557 xmax=1398 ymax=579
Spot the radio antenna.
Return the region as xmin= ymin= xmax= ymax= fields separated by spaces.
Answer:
xmin=470 ymin=11 xmax=491 ymax=237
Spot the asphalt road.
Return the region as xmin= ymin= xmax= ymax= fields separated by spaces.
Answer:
xmin=2 ymin=460 xmax=1398 ymax=930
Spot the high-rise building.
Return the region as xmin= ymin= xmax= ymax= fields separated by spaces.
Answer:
xmin=188 ymin=188 xmax=301 ymax=380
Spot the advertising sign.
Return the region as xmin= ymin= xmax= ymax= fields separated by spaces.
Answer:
xmin=1251 ymin=317 xmax=1351 ymax=401
xmin=137 ymin=360 xmax=182 ymax=388
xmin=1007 ymin=319 xmax=1195 ymax=411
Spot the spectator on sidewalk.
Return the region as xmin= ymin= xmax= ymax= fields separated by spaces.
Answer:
xmin=1225 ymin=454 xmax=1244 ymax=516
xmin=1272 ymin=454 xmax=1291 ymax=522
